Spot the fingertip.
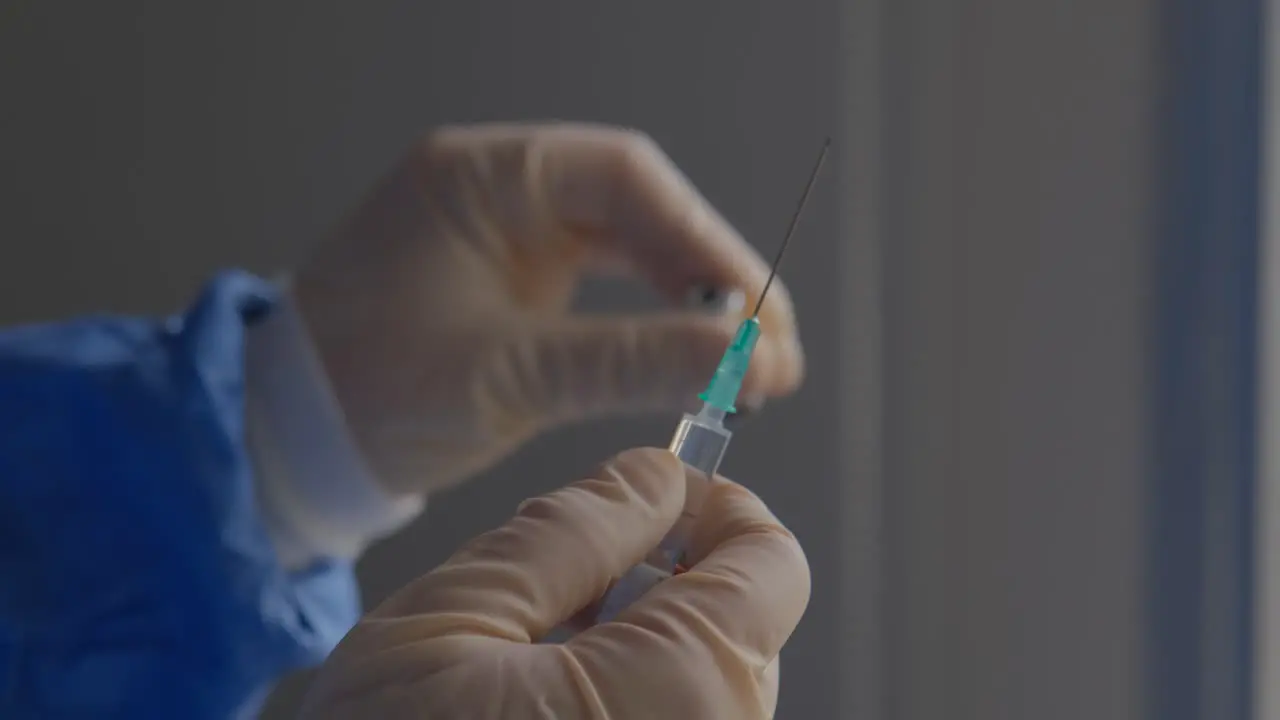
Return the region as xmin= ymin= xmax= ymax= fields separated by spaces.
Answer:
xmin=699 ymin=481 xmax=812 ymax=612
xmin=685 ymin=481 xmax=770 ymax=558
xmin=682 ymin=281 xmax=803 ymax=400
xmin=619 ymin=479 xmax=812 ymax=661
xmin=686 ymin=482 xmax=809 ymax=588
xmin=742 ymin=282 xmax=805 ymax=399
xmin=776 ymin=334 xmax=807 ymax=394
xmin=600 ymin=447 xmax=687 ymax=520
xmin=725 ymin=395 xmax=766 ymax=429
xmin=609 ymin=446 xmax=684 ymax=479
xmin=752 ymin=275 xmax=799 ymax=331
xmin=740 ymin=329 xmax=806 ymax=401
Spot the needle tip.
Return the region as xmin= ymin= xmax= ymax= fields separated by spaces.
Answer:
xmin=749 ymin=137 xmax=832 ymax=317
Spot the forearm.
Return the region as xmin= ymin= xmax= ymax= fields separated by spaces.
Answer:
xmin=0 ymin=272 xmax=404 ymax=718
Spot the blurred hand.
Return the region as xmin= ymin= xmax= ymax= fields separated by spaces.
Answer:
xmin=293 ymin=123 xmax=804 ymax=496
xmin=298 ymin=448 xmax=811 ymax=719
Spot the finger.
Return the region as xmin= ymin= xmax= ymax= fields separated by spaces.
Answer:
xmin=611 ymin=480 xmax=810 ymax=663
xmin=507 ymin=313 xmax=801 ymax=426
xmin=685 ymin=288 xmax=768 ymax=424
xmin=551 ymin=127 xmax=800 ymax=372
xmin=366 ymin=448 xmax=686 ymax=642
xmin=533 ymin=123 xmax=804 ymax=395
xmin=422 ymin=123 xmax=804 ymax=393
xmin=762 ymin=657 xmax=781 ymax=716
xmin=684 ymin=285 xmax=748 ymax=316
xmin=430 ymin=123 xmax=794 ymax=304
xmin=540 ymin=126 xmax=786 ymax=298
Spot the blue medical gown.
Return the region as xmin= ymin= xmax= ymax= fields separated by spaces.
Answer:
xmin=0 ymin=272 xmax=361 ymax=719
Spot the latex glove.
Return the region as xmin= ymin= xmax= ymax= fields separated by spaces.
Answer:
xmin=298 ymin=447 xmax=811 ymax=719
xmin=293 ymin=123 xmax=805 ymax=497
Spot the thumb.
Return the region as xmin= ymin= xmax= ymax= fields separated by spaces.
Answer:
xmin=520 ymin=313 xmax=799 ymax=425
xmin=364 ymin=447 xmax=686 ymax=642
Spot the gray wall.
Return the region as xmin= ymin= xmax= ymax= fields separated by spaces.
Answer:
xmin=0 ymin=3 xmax=845 ymax=718
xmin=1259 ymin=0 xmax=1280 ymax=714
xmin=875 ymin=1 xmax=1156 ymax=718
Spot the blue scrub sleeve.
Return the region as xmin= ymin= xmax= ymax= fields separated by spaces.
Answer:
xmin=0 ymin=271 xmax=362 ymax=720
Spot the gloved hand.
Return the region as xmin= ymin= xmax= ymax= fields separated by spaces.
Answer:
xmin=298 ymin=447 xmax=810 ymax=719
xmin=293 ymin=123 xmax=805 ymax=496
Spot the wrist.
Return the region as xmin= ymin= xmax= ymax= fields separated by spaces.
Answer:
xmin=243 ymin=277 xmax=425 ymax=569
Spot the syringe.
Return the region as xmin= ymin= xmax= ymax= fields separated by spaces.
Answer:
xmin=591 ymin=137 xmax=832 ymax=624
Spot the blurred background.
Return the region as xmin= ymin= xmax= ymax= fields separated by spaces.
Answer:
xmin=0 ymin=1 xmax=1274 ymax=718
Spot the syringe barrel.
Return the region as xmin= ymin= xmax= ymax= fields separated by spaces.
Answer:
xmin=670 ymin=407 xmax=732 ymax=475
xmin=592 ymin=409 xmax=732 ymax=624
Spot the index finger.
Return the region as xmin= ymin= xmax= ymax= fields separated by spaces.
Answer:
xmin=611 ymin=479 xmax=811 ymax=662
xmin=365 ymin=448 xmax=686 ymax=642
xmin=537 ymin=126 xmax=802 ymax=367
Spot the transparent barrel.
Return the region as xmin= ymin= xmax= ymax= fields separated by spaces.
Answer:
xmin=592 ymin=407 xmax=733 ymax=623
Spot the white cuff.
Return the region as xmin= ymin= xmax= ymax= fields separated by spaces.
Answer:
xmin=243 ymin=277 xmax=424 ymax=570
